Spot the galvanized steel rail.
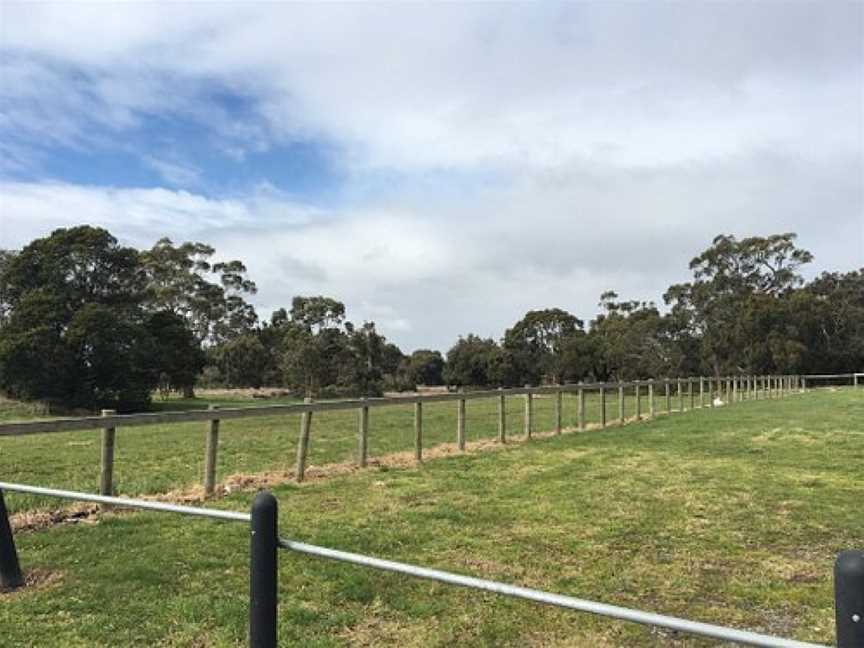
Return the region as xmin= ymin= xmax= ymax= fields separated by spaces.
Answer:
xmin=0 ymin=481 xmax=249 ymax=522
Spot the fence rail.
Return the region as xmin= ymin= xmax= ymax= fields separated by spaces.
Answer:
xmin=2 ymin=485 xmax=860 ymax=648
xmin=0 ymin=375 xmax=812 ymax=437
xmin=0 ymin=374 xmax=818 ymax=492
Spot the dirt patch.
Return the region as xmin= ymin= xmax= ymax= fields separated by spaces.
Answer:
xmin=11 ymin=502 xmax=99 ymax=533
xmin=0 ymin=568 xmax=63 ymax=596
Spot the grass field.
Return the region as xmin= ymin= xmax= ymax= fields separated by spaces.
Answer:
xmin=0 ymin=388 xmax=860 ymax=646
xmin=1 ymin=385 xmax=672 ymax=514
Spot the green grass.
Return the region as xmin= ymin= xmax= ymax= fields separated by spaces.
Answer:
xmin=0 ymin=389 xmax=860 ymax=646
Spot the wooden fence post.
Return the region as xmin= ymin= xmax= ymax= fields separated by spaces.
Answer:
xmin=100 ymin=409 xmax=116 ymax=497
xmin=357 ymin=399 xmax=369 ymax=467
xmin=497 ymin=388 xmax=506 ymax=443
xmin=457 ymin=395 xmax=466 ymax=451
xmin=618 ymin=384 xmax=625 ymax=425
xmin=665 ymin=380 xmax=671 ymax=413
xmin=699 ymin=377 xmax=704 ymax=408
xmin=203 ymin=405 xmax=220 ymax=497
xmin=524 ymin=389 xmax=533 ymax=439
xmin=414 ymin=401 xmax=423 ymax=462
xmin=733 ymin=377 xmax=738 ymax=403
xmin=295 ymin=397 xmax=313 ymax=482
xmin=554 ymin=389 xmax=563 ymax=434
xmin=648 ymin=382 xmax=655 ymax=418
xmin=678 ymin=379 xmax=684 ymax=412
xmin=600 ymin=386 xmax=607 ymax=428
xmin=635 ymin=383 xmax=641 ymax=421
xmin=578 ymin=388 xmax=586 ymax=431
xmin=689 ymin=378 xmax=695 ymax=411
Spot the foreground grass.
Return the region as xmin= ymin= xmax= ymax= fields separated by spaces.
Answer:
xmin=0 ymin=389 xmax=860 ymax=646
xmin=1 ymin=386 xmax=663 ymax=514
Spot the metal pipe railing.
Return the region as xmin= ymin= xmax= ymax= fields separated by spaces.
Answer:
xmin=0 ymin=481 xmax=249 ymax=522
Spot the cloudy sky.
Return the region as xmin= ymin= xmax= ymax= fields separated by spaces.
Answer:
xmin=1 ymin=2 xmax=862 ymax=351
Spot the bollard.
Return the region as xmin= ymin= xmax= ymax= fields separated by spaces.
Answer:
xmin=100 ymin=409 xmax=116 ymax=497
xmin=414 ymin=401 xmax=423 ymax=462
xmin=835 ymin=550 xmax=864 ymax=648
xmin=249 ymin=491 xmax=278 ymax=648
xmin=203 ymin=405 xmax=220 ymax=497
xmin=0 ymin=489 xmax=24 ymax=589
xmin=357 ymin=399 xmax=369 ymax=468
xmin=497 ymin=388 xmax=506 ymax=443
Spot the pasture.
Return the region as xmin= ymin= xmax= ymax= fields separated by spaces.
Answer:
xmin=0 ymin=388 xmax=860 ymax=646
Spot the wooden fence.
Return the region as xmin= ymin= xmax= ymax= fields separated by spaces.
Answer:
xmin=0 ymin=374 xmax=813 ymax=496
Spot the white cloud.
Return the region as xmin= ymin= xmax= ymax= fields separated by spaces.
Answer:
xmin=141 ymin=156 xmax=202 ymax=187
xmin=2 ymin=149 xmax=861 ymax=351
xmin=0 ymin=3 xmax=861 ymax=349
xmin=2 ymin=3 xmax=861 ymax=172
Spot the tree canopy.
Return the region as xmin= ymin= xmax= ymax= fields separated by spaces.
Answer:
xmin=1 ymin=227 xmax=860 ymax=411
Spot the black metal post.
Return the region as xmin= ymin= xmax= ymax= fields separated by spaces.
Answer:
xmin=836 ymin=550 xmax=864 ymax=648
xmin=0 ymin=489 xmax=24 ymax=589
xmin=250 ymin=491 xmax=278 ymax=648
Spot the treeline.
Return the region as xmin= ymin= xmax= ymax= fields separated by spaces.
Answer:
xmin=0 ymin=227 xmax=861 ymax=411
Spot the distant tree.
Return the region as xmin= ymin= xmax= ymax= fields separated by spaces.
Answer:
xmin=64 ymin=304 xmax=158 ymax=410
xmin=588 ymin=292 xmax=672 ymax=380
xmin=140 ymin=238 xmax=258 ymax=346
xmin=504 ymin=308 xmax=583 ymax=384
xmin=289 ymin=296 xmax=345 ymax=333
xmin=210 ymin=333 xmax=271 ymax=389
xmin=403 ymin=349 xmax=445 ymax=386
xmin=664 ymin=233 xmax=813 ymax=378
xmin=444 ymin=335 xmax=503 ymax=387
xmin=145 ymin=310 xmax=206 ymax=396
xmin=0 ymin=227 xmax=157 ymax=410
xmin=280 ymin=296 xmax=354 ymax=396
xmin=793 ymin=269 xmax=864 ymax=373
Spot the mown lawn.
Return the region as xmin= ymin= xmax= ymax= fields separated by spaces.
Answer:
xmin=0 ymin=388 xmax=860 ymax=647
xmin=0 ymin=385 xmax=671 ymax=514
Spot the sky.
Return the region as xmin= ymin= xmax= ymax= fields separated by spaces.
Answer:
xmin=1 ymin=2 xmax=862 ymax=352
